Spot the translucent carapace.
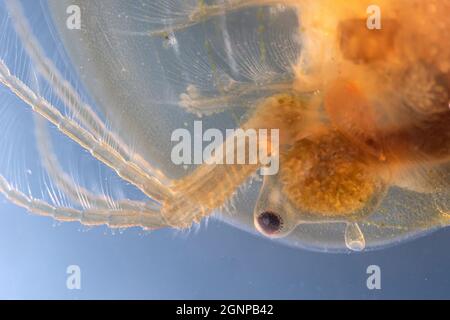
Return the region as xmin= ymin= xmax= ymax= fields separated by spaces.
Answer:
xmin=0 ymin=0 xmax=448 ymax=252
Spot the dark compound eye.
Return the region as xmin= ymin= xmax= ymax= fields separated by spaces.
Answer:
xmin=257 ymin=211 xmax=283 ymax=235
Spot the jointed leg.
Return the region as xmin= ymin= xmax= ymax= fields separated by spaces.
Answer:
xmin=0 ymin=175 xmax=166 ymax=229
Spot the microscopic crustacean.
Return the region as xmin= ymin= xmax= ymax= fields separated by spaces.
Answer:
xmin=0 ymin=0 xmax=448 ymax=251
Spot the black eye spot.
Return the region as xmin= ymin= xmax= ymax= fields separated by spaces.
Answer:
xmin=257 ymin=211 xmax=283 ymax=235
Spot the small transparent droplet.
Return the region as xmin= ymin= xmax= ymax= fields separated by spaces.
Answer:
xmin=345 ymin=223 xmax=366 ymax=252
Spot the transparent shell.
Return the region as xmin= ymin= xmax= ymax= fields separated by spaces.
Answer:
xmin=0 ymin=0 xmax=448 ymax=252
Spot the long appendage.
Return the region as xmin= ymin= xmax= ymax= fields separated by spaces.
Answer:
xmin=34 ymin=116 xmax=158 ymax=213
xmin=0 ymin=59 xmax=174 ymax=205
xmin=126 ymin=0 xmax=288 ymax=37
xmin=0 ymin=175 xmax=166 ymax=229
xmin=5 ymin=0 xmax=170 ymax=186
xmin=163 ymin=163 xmax=260 ymax=227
